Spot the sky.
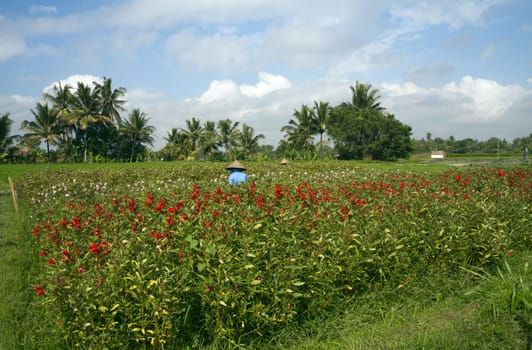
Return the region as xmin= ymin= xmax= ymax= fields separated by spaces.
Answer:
xmin=1 ymin=0 xmax=531 ymax=150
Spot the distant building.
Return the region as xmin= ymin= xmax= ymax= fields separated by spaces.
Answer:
xmin=431 ymin=150 xmax=446 ymax=159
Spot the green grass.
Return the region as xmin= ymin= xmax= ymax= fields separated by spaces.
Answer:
xmin=0 ymin=191 xmax=44 ymax=348
xmin=1 ymin=161 xmax=530 ymax=349
xmin=270 ymin=260 xmax=531 ymax=349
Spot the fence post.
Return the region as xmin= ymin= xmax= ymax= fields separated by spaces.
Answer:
xmin=8 ymin=176 xmax=18 ymax=212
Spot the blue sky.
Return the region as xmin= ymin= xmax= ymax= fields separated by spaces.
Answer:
xmin=1 ymin=0 xmax=531 ymax=150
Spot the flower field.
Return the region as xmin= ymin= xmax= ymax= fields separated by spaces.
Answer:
xmin=17 ymin=162 xmax=531 ymax=348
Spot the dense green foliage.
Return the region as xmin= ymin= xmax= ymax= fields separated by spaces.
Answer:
xmin=328 ymin=106 xmax=413 ymax=160
xmin=0 ymin=112 xmax=15 ymax=157
xmin=279 ymin=82 xmax=414 ymax=161
xmin=5 ymin=162 xmax=529 ymax=348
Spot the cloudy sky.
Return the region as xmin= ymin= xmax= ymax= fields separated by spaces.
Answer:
xmin=1 ymin=0 xmax=531 ymax=149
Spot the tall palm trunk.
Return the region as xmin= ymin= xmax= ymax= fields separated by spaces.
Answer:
xmin=319 ymin=132 xmax=323 ymax=160
xmin=46 ymin=140 xmax=50 ymax=163
xmin=130 ymin=138 xmax=136 ymax=162
xmin=83 ymin=133 xmax=88 ymax=163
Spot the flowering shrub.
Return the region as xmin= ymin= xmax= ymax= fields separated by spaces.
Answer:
xmin=21 ymin=163 xmax=531 ymax=348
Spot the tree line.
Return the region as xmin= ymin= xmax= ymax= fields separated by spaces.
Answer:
xmin=1 ymin=78 xmax=156 ymax=163
xmin=413 ymin=133 xmax=531 ymax=155
xmin=0 ymin=78 xmax=530 ymax=163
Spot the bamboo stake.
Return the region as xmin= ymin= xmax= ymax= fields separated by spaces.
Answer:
xmin=8 ymin=176 xmax=18 ymax=212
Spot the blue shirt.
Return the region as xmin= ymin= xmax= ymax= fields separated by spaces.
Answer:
xmin=228 ymin=170 xmax=247 ymax=184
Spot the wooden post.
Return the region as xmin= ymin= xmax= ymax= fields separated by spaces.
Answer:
xmin=8 ymin=176 xmax=18 ymax=212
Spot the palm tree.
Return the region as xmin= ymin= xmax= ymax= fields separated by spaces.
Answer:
xmin=0 ymin=112 xmax=14 ymax=155
xmin=119 ymin=109 xmax=155 ymax=162
xmin=200 ymin=120 xmax=220 ymax=159
xmin=180 ymin=117 xmax=203 ymax=158
xmin=312 ymin=101 xmax=330 ymax=160
xmin=43 ymin=82 xmax=75 ymax=158
xmin=94 ymin=77 xmax=127 ymax=125
xmin=281 ymin=104 xmax=316 ymax=153
xmin=164 ymin=128 xmax=192 ymax=160
xmin=68 ymin=82 xmax=111 ymax=162
xmin=21 ymin=103 xmax=60 ymax=162
xmin=239 ymin=123 xmax=265 ymax=159
xmin=349 ymin=81 xmax=385 ymax=111
xmin=217 ymin=118 xmax=240 ymax=160
xmin=42 ymin=82 xmax=73 ymax=119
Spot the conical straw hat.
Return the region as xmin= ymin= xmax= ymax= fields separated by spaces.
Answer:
xmin=280 ymin=158 xmax=289 ymax=165
xmin=225 ymin=160 xmax=246 ymax=170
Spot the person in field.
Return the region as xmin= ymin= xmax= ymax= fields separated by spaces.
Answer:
xmin=226 ymin=160 xmax=247 ymax=184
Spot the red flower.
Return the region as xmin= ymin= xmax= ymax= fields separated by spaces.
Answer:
xmin=167 ymin=216 xmax=174 ymax=225
xmin=93 ymin=228 xmax=102 ymax=238
xmin=47 ymin=258 xmax=56 ymax=265
xmin=78 ymin=266 xmax=86 ymax=273
xmin=150 ymin=232 xmax=167 ymax=239
xmin=94 ymin=202 xmax=103 ymax=215
xmin=33 ymin=285 xmax=45 ymax=296
xmin=507 ymin=250 xmax=513 ymax=257
xmin=275 ymin=184 xmax=283 ymax=199
xmin=182 ymin=215 xmax=189 ymax=221
xmin=155 ymin=201 xmax=165 ymax=211
xmin=89 ymin=243 xmax=101 ymax=255
xmin=145 ymin=193 xmax=154 ymax=206
xmin=71 ymin=216 xmax=81 ymax=229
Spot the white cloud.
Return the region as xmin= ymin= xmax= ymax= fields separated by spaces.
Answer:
xmin=195 ymin=72 xmax=291 ymax=104
xmin=197 ymin=80 xmax=241 ymax=104
xmin=382 ymin=76 xmax=528 ymax=122
xmin=481 ymin=45 xmax=494 ymax=60
xmin=520 ymin=23 xmax=532 ymax=31
xmin=406 ymin=64 xmax=454 ymax=82
xmin=389 ymin=0 xmax=507 ymax=30
xmin=528 ymin=78 xmax=532 ymax=84
xmin=0 ymin=94 xmax=37 ymax=136
xmin=43 ymin=75 xmax=103 ymax=94
xmin=380 ymin=76 xmax=531 ymax=140
xmin=327 ymin=28 xmax=406 ymax=77
xmin=128 ymin=89 xmax=164 ymax=102
xmin=442 ymin=76 xmax=526 ymax=119
xmin=240 ymin=72 xmax=291 ymax=98
xmin=0 ymin=34 xmax=26 ymax=62
xmin=29 ymin=5 xmax=58 ymax=14
xmin=10 ymin=94 xmax=35 ymax=105
xmin=165 ymin=30 xmax=257 ymax=72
